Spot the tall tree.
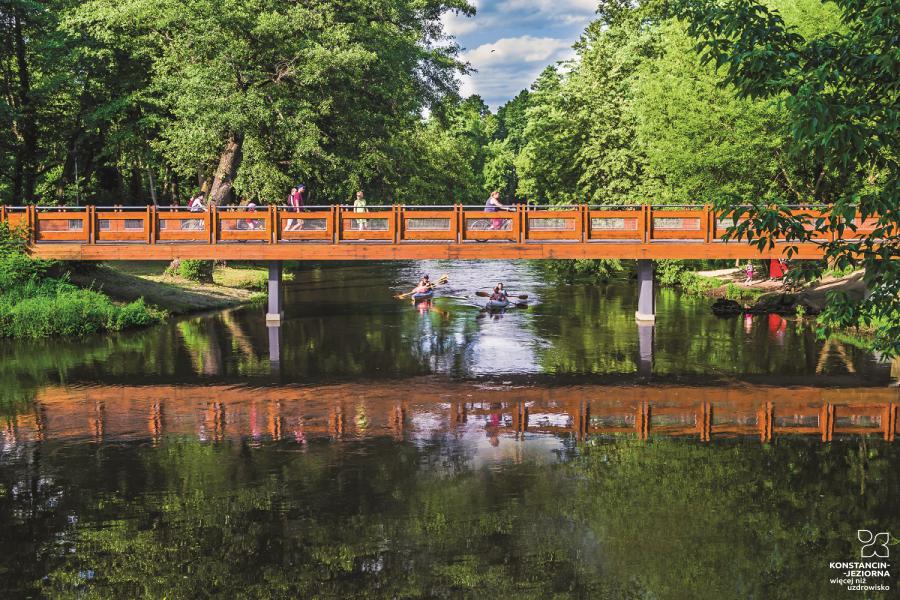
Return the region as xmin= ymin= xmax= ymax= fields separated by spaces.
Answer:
xmin=674 ymin=0 xmax=899 ymax=354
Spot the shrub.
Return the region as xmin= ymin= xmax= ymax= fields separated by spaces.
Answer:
xmin=546 ymin=259 xmax=623 ymax=282
xmin=177 ymin=259 xmax=214 ymax=283
xmin=655 ymin=260 xmax=687 ymax=286
xmin=0 ymin=221 xmax=29 ymax=255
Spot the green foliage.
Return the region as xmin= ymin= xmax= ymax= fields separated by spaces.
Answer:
xmin=0 ymin=254 xmax=163 ymax=338
xmin=0 ymin=222 xmax=29 ymax=255
xmin=545 ymin=259 xmax=624 ymax=283
xmin=674 ymin=0 xmax=899 ymax=355
xmin=176 ymin=259 xmax=214 ymax=283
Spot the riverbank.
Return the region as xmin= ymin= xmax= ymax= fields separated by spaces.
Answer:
xmin=67 ymin=262 xmax=272 ymax=315
xmin=690 ymin=267 xmax=867 ymax=317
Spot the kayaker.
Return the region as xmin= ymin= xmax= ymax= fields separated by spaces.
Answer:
xmin=406 ymin=275 xmax=432 ymax=297
xmin=406 ymin=277 xmax=431 ymax=296
xmin=489 ymin=283 xmax=508 ymax=302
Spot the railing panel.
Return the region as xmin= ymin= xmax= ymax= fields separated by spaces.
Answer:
xmin=217 ymin=209 xmax=270 ymax=242
xmin=34 ymin=209 xmax=88 ymax=241
xmin=157 ymin=209 xmax=209 ymax=242
xmin=525 ymin=209 xmax=581 ymax=241
xmin=95 ymin=209 xmax=148 ymax=242
xmin=587 ymin=209 xmax=642 ymax=240
xmin=277 ymin=207 xmax=333 ymax=240
xmin=400 ymin=208 xmax=457 ymax=241
xmin=649 ymin=209 xmax=707 ymax=240
xmin=339 ymin=206 xmax=394 ymax=241
xmin=462 ymin=209 xmax=518 ymax=241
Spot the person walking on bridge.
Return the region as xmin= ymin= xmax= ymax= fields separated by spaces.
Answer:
xmin=287 ymin=184 xmax=306 ymax=231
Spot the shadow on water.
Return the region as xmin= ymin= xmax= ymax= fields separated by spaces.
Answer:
xmin=0 ymin=261 xmax=897 ymax=598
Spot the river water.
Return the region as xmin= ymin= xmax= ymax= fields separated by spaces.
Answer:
xmin=1 ymin=261 xmax=898 ymax=598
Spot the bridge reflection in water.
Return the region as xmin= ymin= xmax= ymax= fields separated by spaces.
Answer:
xmin=3 ymin=383 xmax=896 ymax=449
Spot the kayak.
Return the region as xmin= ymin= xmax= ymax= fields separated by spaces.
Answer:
xmin=411 ymin=290 xmax=434 ymax=302
xmin=485 ymin=298 xmax=510 ymax=311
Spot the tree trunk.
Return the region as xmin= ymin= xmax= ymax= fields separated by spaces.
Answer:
xmin=12 ymin=10 xmax=38 ymax=204
xmin=208 ymin=134 xmax=243 ymax=205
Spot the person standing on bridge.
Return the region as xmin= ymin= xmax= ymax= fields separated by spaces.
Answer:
xmin=484 ymin=190 xmax=511 ymax=230
xmin=353 ymin=191 xmax=368 ymax=231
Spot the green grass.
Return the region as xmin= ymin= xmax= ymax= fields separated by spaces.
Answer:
xmin=0 ymin=255 xmax=164 ymax=339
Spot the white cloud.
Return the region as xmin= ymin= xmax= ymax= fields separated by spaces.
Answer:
xmin=497 ymin=0 xmax=596 ymax=25
xmin=460 ymin=36 xmax=575 ymax=108
xmin=442 ymin=0 xmax=595 ymax=38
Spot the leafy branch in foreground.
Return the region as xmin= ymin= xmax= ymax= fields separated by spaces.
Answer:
xmin=673 ymin=0 xmax=899 ymax=355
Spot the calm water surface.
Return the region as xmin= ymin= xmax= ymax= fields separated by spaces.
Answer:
xmin=1 ymin=261 xmax=898 ymax=598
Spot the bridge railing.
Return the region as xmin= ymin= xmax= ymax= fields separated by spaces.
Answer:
xmin=0 ymin=203 xmax=878 ymax=246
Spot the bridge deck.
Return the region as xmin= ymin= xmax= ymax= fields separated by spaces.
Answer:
xmin=2 ymin=204 xmax=873 ymax=260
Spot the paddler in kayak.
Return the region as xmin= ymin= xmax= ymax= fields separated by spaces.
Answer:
xmin=405 ymin=275 xmax=432 ymax=299
xmin=489 ymin=283 xmax=508 ymax=303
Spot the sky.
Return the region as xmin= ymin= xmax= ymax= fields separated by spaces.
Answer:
xmin=441 ymin=0 xmax=598 ymax=110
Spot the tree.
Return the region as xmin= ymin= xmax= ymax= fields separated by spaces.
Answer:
xmin=674 ymin=0 xmax=899 ymax=355
xmin=71 ymin=0 xmax=474 ymax=204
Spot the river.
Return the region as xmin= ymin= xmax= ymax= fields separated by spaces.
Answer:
xmin=1 ymin=260 xmax=897 ymax=598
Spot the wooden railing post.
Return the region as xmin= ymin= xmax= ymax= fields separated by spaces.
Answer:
xmin=393 ymin=205 xmax=402 ymax=243
xmin=704 ymin=204 xmax=713 ymax=243
xmin=455 ymin=204 xmax=463 ymax=243
xmin=643 ymin=204 xmax=651 ymax=243
xmin=27 ymin=204 xmax=36 ymax=243
xmin=333 ymin=205 xmax=341 ymax=243
xmin=269 ymin=204 xmax=276 ymax=244
xmin=88 ymin=205 xmax=96 ymax=244
xmin=147 ymin=206 xmax=157 ymax=244
xmin=517 ymin=203 xmax=526 ymax=243
xmin=209 ymin=205 xmax=217 ymax=244
xmin=580 ymin=203 xmax=587 ymax=242
xmin=1 ymin=205 xmax=6 ymax=224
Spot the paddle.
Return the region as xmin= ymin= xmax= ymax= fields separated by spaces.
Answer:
xmin=396 ymin=274 xmax=449 ymax=299
xmin=475 ymin=290 xmax=528 ymax=300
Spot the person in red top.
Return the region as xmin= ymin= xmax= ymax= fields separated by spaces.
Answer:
xmin=287 ymin=184 xmax=306 ymax=231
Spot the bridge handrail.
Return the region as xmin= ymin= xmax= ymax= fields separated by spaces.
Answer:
xmin=0 ymin=203 xmax=879 ymax=248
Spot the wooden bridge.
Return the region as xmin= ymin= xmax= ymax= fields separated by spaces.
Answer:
xmin=1 ymin=203 xmax=873 ymax=261
xmin=4 ymin=203 xmax=876 ymax=323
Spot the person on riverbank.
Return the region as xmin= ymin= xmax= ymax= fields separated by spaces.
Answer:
xmin=353 ymin=191 xmax=368 ymax=230
xmin=484 ymin=190 xmax=511 ymax=230
xmin=745 ymin=262 xmax=755 ymax=284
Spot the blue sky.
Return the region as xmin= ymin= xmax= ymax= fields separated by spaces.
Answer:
xmin=442 ymin=0 xmax=598 ymax=109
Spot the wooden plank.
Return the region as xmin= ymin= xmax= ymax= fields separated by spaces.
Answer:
xmin=650 ymin=208 xmax=707 ymax=240
xmin=27 ymin=239 xmax=834 ymax=261
xmin=588 ymin=210 xmax=643 ymax=240
xmin=525 ymin=209 xmax=581 ymax=241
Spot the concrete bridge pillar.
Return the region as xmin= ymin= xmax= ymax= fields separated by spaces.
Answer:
xmin=266 ymin=261 xmax=284 ymax=324
xmin=635 ymin=259 xmax=656 ymax=322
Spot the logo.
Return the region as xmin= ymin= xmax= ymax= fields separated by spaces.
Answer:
xmin=858 ymin=530 xmax=890 ymax=558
